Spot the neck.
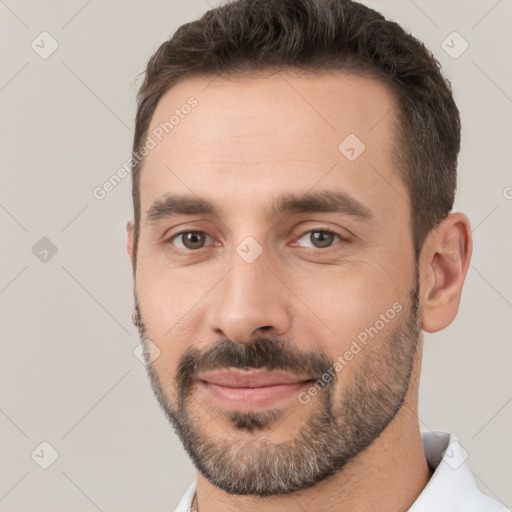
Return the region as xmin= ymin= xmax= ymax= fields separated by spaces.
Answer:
xmin=193 ymin=346 xmax=431 ymax=512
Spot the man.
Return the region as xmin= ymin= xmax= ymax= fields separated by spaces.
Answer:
xmin=126 ymin=0 xmax=509 ymax=510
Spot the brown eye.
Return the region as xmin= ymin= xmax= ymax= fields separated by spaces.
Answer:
xmin=310 ymin=230 xmax=335 ymax=248
xmin=172 ymin=231 xmax=210 ymax=250
xmin=297 ymin=229 xmax=341 ymax=250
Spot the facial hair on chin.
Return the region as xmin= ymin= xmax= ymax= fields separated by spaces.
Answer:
xmin=136 ymin=279 xmax=421 ymax=496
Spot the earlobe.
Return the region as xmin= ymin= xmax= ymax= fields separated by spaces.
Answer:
xmin=420 ymin=213 xmax=473 ymax=333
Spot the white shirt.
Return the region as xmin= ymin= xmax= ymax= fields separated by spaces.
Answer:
xmin=173 ymin=432 xmax=509 ymax=511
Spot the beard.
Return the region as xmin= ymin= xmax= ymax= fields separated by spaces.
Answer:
xmin=135 ymin=276 xmax=421 ymax=497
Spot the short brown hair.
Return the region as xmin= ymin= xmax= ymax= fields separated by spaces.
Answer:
xmin=131 ymin=0 xmax=460 ymax=266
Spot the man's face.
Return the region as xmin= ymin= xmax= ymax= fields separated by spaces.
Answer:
xmin=131 ymin=70 xmax=421 ymax=496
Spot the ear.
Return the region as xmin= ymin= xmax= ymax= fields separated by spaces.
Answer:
xmin=126 ymin=221 xmax=135 ymax=271
xmin=419 ymin=213 xmax=472 ymax=333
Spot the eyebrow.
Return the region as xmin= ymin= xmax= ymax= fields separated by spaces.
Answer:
xmin=146 ymin=190 xmax=372 ymax=223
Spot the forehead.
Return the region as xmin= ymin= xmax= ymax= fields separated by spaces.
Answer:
xmin=139 ymin=70 xmax=407 ymax=221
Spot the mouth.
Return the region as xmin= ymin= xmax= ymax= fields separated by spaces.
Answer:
xmin=197 ymin=368 xmax=314 ymax=410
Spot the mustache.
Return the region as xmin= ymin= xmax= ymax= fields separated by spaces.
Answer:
xmin=176 ymin=337 xmax=334 ymax=399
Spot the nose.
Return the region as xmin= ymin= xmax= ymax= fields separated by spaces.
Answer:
xmin=205 ymin=246 xmax=291 ymax=343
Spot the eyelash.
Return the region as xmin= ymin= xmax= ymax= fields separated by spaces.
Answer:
xmin=165 ymin=228 xmax=348 ymax=257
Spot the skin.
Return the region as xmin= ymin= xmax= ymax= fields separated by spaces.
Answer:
xmin=126 ymin=70 xmax=472 ymax=511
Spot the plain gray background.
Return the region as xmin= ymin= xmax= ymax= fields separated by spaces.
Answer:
xmin=1 ymin=0 xmax=511 ymax=510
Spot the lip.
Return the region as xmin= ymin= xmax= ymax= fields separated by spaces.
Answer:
xmin=197 ymin=368 xmax=313 ymax=410
xmin=199 ymin=368 xmax=311 ymax=387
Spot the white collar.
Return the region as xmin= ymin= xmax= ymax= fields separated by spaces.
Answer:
xmin=409 ymin=431 xmax=508 ymax=511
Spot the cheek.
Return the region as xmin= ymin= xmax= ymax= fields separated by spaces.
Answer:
xmin=150 ymin=350 xmax=180 ymax=394
xmin=135 ymin=255 xmax=219 ymax=376
xmin=287 ymin=259 xmax=410 ymax=355
xmin=135 ymin=246 xmax=202 ymax=332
